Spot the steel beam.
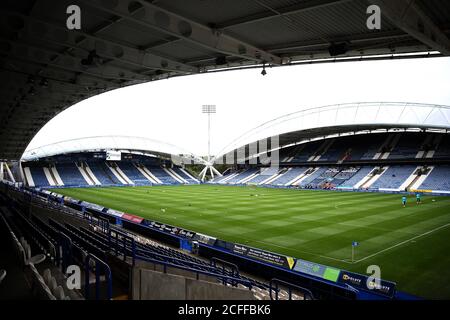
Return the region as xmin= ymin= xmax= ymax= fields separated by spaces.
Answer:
xmin=81 ymin=0 xmax=282 ymax=65
xmin=0 ymin=11 xmax=197 ymax=74
xmin=265 ymin=30 xmax=410 ymax=52
xmin=217 ymin=0 xmax=350 ymax=29
xmin=0 ymin=38 xmax=145 ymax=85
xmin=368 ymin=0 xmax=450 ymax=55
xmin=0 ymin=63 xmax=118 ymax=91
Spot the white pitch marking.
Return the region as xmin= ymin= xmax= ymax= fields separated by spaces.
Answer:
xmin=353 ymin=222 xmax=450 ymax=264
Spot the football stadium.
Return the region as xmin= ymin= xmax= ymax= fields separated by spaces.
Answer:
xmin=1 ymin=0 xmax=450 ymax=306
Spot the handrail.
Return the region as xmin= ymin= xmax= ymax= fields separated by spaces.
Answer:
xmin=58 ymin=231 xmax=73 ymax=270
xmin=49 ymin=219 xmax=106 ymax=260
xmin=90 ymin=227 xmax=228 ymax=277
xmin=107 ymin=228 xmax=136 ymax=265
xmin=97 ymin=217 xmax=110 ymax=233
xmin=84 ymin=253 xmax=112 ymax=300
xmin=104 ymin=233 xmax=246 ymax=284
xmin=269 ymin=278 xmax=315 ymax=300
xmin=210 ymin=257 xmax=240 ymax=286
xmin=135 ymin=254 xmax=254 ymax=290
xmin=31 ymin=214 xmax=69 ymax=267
xmin=135 ymin=248 xmax=234 ymax=278
xmin=65 ymin=223 xmax=109 ymax=251
xmin=94 ymin=224 xmax=210 ymax=276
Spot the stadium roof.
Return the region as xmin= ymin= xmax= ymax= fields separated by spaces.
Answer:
xmin=21 ymin=135 xmax=204 ymax=164
xmin=1 ymin=0 xmax=450 ymax=160
xmin=214 ymin=102 xmax=450 ymax=162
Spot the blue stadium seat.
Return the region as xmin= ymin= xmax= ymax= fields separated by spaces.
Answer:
xmin=270 ymin=167 xmax=307 ymax=185
xmin=419 ymin=166 xmax=450 ymax=190
xmin=87 ymin=161 xmax=121 ymax=185
xmin=340 ymin=167 xmax=374 ymax=188
xmin=148 ymin=167 xmax=180 ymax=184
xmin=117 ymin=162 xmax=151 ymax=185
xmin=56 ymin=163 xmax=88 ymax=187
xmin=29 ymin=167 xmax=50 ymax=187
xmin=370 ymin=166 xmax=416 ymax=189
xmin=225 ymin=168 xmax=259 ymax=184
xmin=172 ymin=167 xmax=198 ymax=184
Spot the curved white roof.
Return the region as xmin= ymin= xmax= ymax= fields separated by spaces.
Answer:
xmin=21 ymin=103 xmax=450 ymax=163
xmin=215 ymin=102 xmax=450 ymax=158
xmin=22 ymin=135 xmax=203 ymax=163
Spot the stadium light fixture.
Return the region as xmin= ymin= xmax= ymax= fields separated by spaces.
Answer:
xmin=202 ymin=104 xmax=216 ymax=162
xmin=201 ymin=105 xmax=220 ymax=182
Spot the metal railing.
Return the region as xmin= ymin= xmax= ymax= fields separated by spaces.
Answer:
xmin=84 ymin=253 xmax=112 ymax=300
xmin=136 ymin=254 xmax=254 ymax=290
xmin=269 ymin=278 xmax=314 ymax=300
xmin=210 ymin=257 xmax=240 ymax=286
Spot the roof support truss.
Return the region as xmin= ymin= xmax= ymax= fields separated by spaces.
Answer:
xmin=81 ymin=0 xmax=282 ymax=65
xmin=0 ymin=37 xmax=149 ymax=83
xmin=368 ymin=0 xmax=450 ymax=55
xmin=0 ymin=11 xmax=198 ymax=75
xmin=218 ymin=0 xmax=350 ymax=29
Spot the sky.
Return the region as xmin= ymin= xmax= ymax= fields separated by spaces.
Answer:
xmin=25 ymin=56 xmax=450 ymax=157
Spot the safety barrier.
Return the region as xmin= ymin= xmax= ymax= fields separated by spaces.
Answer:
xmin=84 ymin=254 xmax=112 ymax=300
xmin=136 ymin=254 xmax=254 ymax=291
xmin=210 ymin=257 xmax=240 ymax=286
xmin=269 ymin=278 xmax=314 ymax=300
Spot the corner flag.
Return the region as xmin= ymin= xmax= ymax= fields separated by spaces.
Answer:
xmin=351 ymin=241 xmax=359 ymax=263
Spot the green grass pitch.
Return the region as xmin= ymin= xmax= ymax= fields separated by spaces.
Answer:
xmin=56 ymin=184 xmax=450 ymax=299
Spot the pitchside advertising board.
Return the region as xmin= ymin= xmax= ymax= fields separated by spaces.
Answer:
xmin=106 ymin=208 xmax=124 ymax=218
xmin=293 ymin=260 xmax=396 ymax=297
xmin=148 ymin=221 xmax=197 ymax=239
xmin=232 ymin=244 xmax=295 ymax=270
xmin=80 ymin=201 xmax=105 ymax=212
xmin=293 ymin=259 xmax=340 ymax=283
xmin=122 ymin=213 xmax=144 ymax=224
xmin=338 ymin=271 xmax=396 ymax=298
xmin=178 ymin=228 xmax=196 ymax=239
xmin=149 ymin=221 xmax=179 ymax=235
xmin=193 ymin=232 xmax=216 ymax=246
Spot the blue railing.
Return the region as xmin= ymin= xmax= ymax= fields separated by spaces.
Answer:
xmin=210 ymin=257 xmax=240 ymax=286
xmin=59 ymin=232 xmax=73 ymax=271
xmin=135 ymin=254 xmax=254 ymax=290
xmin=84 ymin=254 xmax=112 ymax=300
xmin=107 ymin=228 xmax=136 ymax=266
xmin=269 ymin=278 xmax=314 ymax=300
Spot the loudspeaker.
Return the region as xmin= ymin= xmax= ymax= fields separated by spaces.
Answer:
xmin=328 ymin=43 xmax=348 ymax=57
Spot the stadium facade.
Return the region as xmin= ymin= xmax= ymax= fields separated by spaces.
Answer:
xmin=212 ymin=102 xmax=450 ymax=194
xmin=10 ymin=103 xmax=450 ymax=196
xmin=16 ymin=135 xmax=202 ymax=187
